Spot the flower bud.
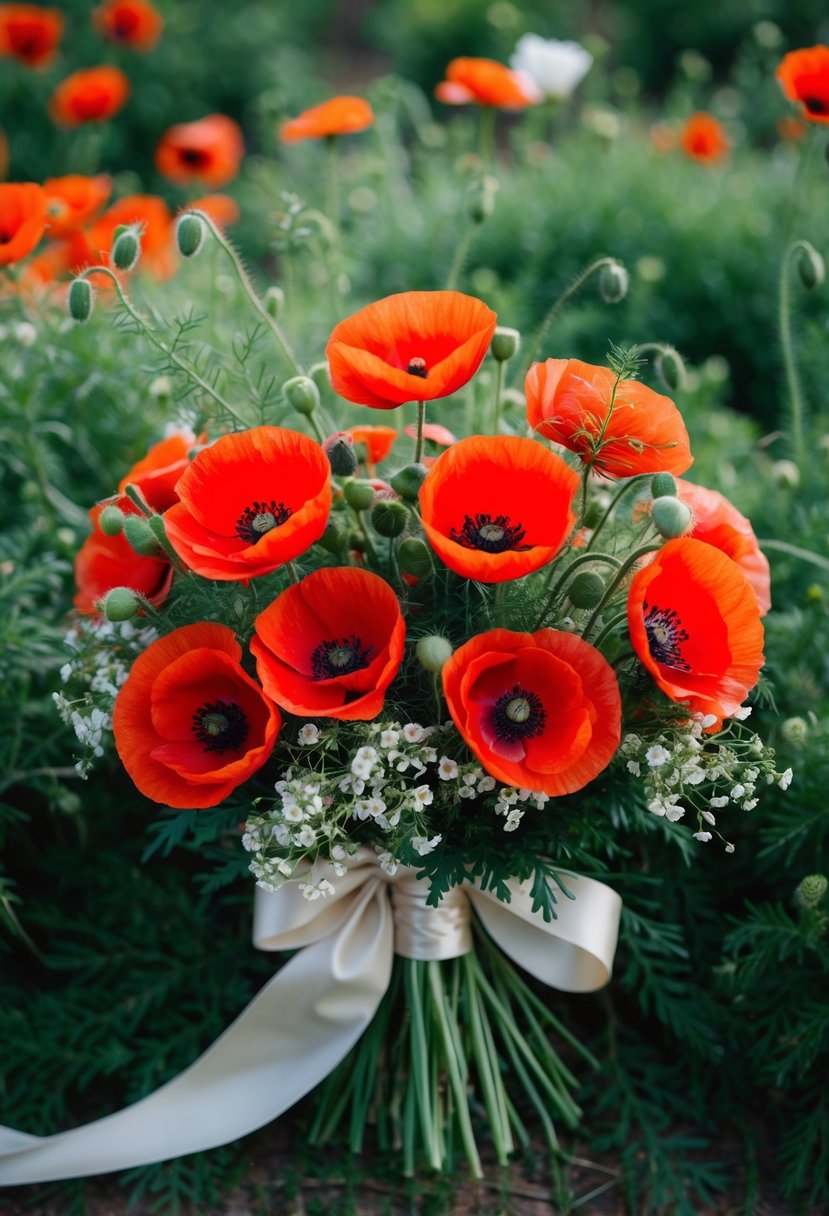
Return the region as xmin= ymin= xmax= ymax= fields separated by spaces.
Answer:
xmin=122 ymin=515 xmax=160 ymax=556
xmin=323 ymin=432 xmax=358 ymax=477
xmin=283 ymin=375 xmax=320 ymax=417
xmin=101 ymin=586 xmax=141 ymax=622
xmin=68 ymin=277 xmax=94 ymax=323
xmin=794 ymin=874 xmax=828 ymax=909
xmin=796 ymin=242 xmax=825 ymax=291
xmin=111 ymin=227 xmax=141 ymax=272
xmin=416 ymin=635 xmax=453 ymax=672
xmin=470 ymin=174 xmax=498 ymax=223
xmin=308 ymin=361 xmax=331 ymax=391
xmin=781 ymin=716 xmax=809 ymax=746
xmin=650 ymin=472 xmax=677 ymax=498
xmin=265 ymin=285 xmax=285 ymax=318
xmin=651 ymin=495 xmax=692 ymax=538
xmin=599 ymin=260 xmax=629 ymax=303
xmin=344 ymin=479 xmax=377 ymax=512
xmin=99 ymin=505 xmax=125 ymax=536
xmin=655 ymin=347 xmax=686 ymax=392
xmin=371 ymin=498 xmax=407 ymax=538
xmin=490 ymin=326 xmax=521 ymax=363
xmin=176 ymin=212 xmax=206 ymax=258
xmin=771 ymin=459 xmax=800 ymax=487
xmin=567 ymin=570 xmax=605 ymax=609
xmin=398 ymin=537 xmax=434 ymax=580
xmin=582 ymin=500 xmax=604 ymax=529
xmin=390 ymin=463 xmax=428 ymax=501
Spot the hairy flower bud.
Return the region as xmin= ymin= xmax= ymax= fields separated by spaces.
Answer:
xmin=650 ymin=472 xmax=677 ymax=499
xmin=599 ymin=260 xmax=629 ymax=303
xmin=101 ymin=586 xmax=141 ymax=622
xmin=470 ymin=174 xmax=498 ymax=223
xmin=781 ymin=716 xmax=809 ymax=746
xmin=68 ymin=277 xmax=94 ymax=323
xmin=99 ymin=505 xmax=125 ymax=536
xmin=390 ymin=463 xmax=428 ymax=501
xmin=265 ymin=285 xmax=284 ymax=318
xmin=176 ymin=212 xmax=206 ymax=258
xmin=398 ymin=537 xmax=434 ymax=580
xmin=796 ymin=242 xmax=825 ymax=291
xmin=323 ymin=432 xmax=358 ymax=477
xmin=371 ymin=498 xmax=407 ymax=538
xmin=651 ymin=495 xmax=692 ymax=538
xmin=283 ymin=375 xmax=320 ymax=417
xmin=343 ymin=479 xmax=377 ymax=512
xmin=490 ymin=326 xmax=521 ymax=363
xmin=416 ymin=635 xmax=454 ymax=672
xmin=122 ymin=515 xmax=160 ymax=556
xmin=111 ymin=227 xmax=141 ymax=272
xmin=567 ymin=570 xmax=605 ymax=608
xmin=794 ymin=874 xmax=828 ymax=909
xmin=655 ymin=347 xmax=686 ymax=392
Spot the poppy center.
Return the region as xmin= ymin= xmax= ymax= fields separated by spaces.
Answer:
xmin=311 ymin=635 xmax=372 ymax=680
xmin=235 ymin=500 xmax=292 ymax=545
xmin=450 ymin=513 xmax=531 ymax=553
xmin=112 ymin=12 xmax=140 ymax=38
xmin=804 ymin=96 xmax=827 ymax=115
xmin=179 ymin=147 xmax=211 ymax=168
xmin=490 ymin=685 xmax=546 ymax=742
xmin=192 ymin=699 xmax=249 ymax=753
xmin=643 ymin=601 xmax=691 ymax=672
xmin=407 ymin=356 xmax=428 ymax=378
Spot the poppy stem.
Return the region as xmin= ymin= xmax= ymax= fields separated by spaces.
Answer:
xmin=445 ymin=223 xmax=476 ymax=291
xmin=779 ymin=239 xmax=811 ymax=468
xmin=521 ymin=256 xmax=618 ymax=378
xmin=584 ymin=474 xmax=649 ymax=552
xmin=492 ymin=359 xmax=505 ymax=433
xmin=581 ymin=542 xmax=663 ymax=640
xmin=478 ymin=106 xmax=496 ymax=164
xmin=413 ymin=401 xmax=426 ymax=464
xmin=533 ymin=551 xmax=622 ymax=630
xmin=284 ymin=560 xmax=301 ymax=585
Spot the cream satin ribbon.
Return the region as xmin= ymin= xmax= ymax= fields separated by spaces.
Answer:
xmin=0 ymin=850 xmax=621 ymax=1186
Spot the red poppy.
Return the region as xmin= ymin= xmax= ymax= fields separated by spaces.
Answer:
xmin=526 ymin=358 xmax=693 ymax=479
xmin=74 ymin=501 xmax=173 ymax=614
xmin=93 ymin=0 xmax=162 ymax=50
xmin=251 ymin=567 xmax=405 ymax=721
xmin=680 ymin=112 xmax=730 ymax=162
xmin=327 ymin=290 xmax=497 ymax=411
xmin=419 ymin=435 xmax=578 ymax=584
xmin=627 ymin=537 xmax=764 ymax=725
xmin=435 ymin=57 xmax=539 ymax=109
xmin=776 ymin=45 xmax=829 ymax=126
xmin=0 ymin=4 xmax=63 ymax=67
xmin=188 ymin=193 xmax=240 ymax=230
xmin=49 ymin=66 xmax=130 ymax=126
xmin=22 ymin=229 xmax=99 ymax=289
xmin=443 ymin=628 xmax=621 ymax=794
xmin=113 ymin=622 xmax=281 ymax=809
xmin=403 ymin=421 xmax=457 ymax=447
xmin=280 ymin=96 xmax=374 ymax=143
xmin=88 ymin=194 xmax=174 ymax=278
xmin=164 ymin=426 xmax=332 ymax=581
xmin=119 ymin=430 xmax=198 ymax=511
xmin=346 ymin=424 xmax=398 ymax=471
xmin=43 ymin=174 xmax=111 ymax=237
xmin=675 ymin=479 xmax=770 ymax=615
xmin=156 ymin=114 xmax=245 ymax=189
xmin=0 ymin=182 xmax=46 ymax=265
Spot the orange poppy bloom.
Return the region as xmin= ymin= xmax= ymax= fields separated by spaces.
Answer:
xmin=251 ymin=567 xmax=405 ymax=721
xmin=119 ymin=430 xmax=198 ymax=511
xmin=627 ymin=537 xmax=764 ymax=726
xmin=0 ymin=4 xmax=63 ymax=67
xmin=43 ymin=174 xmax=111 ymax=237
xmin=0 ymin=181 xmax=46 ymax=265
xmin=74 ymin=500 xmax=173 ymax=614
xmin=680 ymin=112 xmax=730 ymax=162
xmin=346 ymin=424 xmax=398 ymax=471
xmin=156 ymin=114 xmax=245 ymax=189
xmin=88 ymin=193 xmax=174 ymax=277
xmin=93 ymin=0 xmax=162 ymax=50
xmin=280 ymin=96 xmax=374 ymax=143
xmin=49 ymin=66 xmax=130 ymax=127
xmin=327 ymin=290 xmax=497 ymax=411
xmin=776 ymin=45 xmax=829 ymax=126
xmin=675 ymin=479 xmax=770 ymax=615
xmin=22 ymin=229 xmax=97 ymax=287
xmin=526 ymin=358 xmax=693 ymax=479
xmin=419 ymin=435 xmax=579 ymax=584
xmin=435 ymin=57 xmax=539 ymax=109
xmin=403 ymin=421 xmax=457 ymax=447
xmin=443 ymin=627 xmax=621 ymax=795
xmin=113 ymin=622 xmax=281 ymax=809
xmin=188 ymin=193 xmax=240 ymax=230
xmin=164 ymin=426 xmax=332 ymax=581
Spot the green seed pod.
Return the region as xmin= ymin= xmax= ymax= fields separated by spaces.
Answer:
xmin=176 ymin=212 xmax=206 ymax=258
xmin=651 ymin=472 xmax=677 ymax=498
xmin=371 ymin=498 xmax=407 ymax=538
xmin=344 ymin=479 xmax=377 ymax=512
xmin=122 ymin=515 xmax=160 ymax=556
xmin=283 ymin=375 xmax=320 ymax=418
xmin=797 ymin=242 xmax=825 ymax=291
xmin=101 ymin=587 xmax=141 ymax=622
xmin=416 ymin=635 xmax=453 ymax=673
xmin=99 ymin=505 xmax=125 ymax=536
xmin=598 ymin=260 xmax=629 ymax=303
xmin=794 ymin=874 xmax=828 ymax=909
xmin=323 ymin=433 xmax=358 ymax=477
xmin=68 ymin=277 xmax=94 ymax=323
xmin=655 ymin=347 xmax=686 ymax=392
xmin=490 ymin=326 xmax=521 ymax=363
xmin=567 ymin=570 xmax=605 ymax=609
xmin=390 ymin=463 xmax=428 ymax=501
xmin=265 ymin=285 xmax=285 ymax=318
xmin=651 ymin=495 xmax=692 ymax=538
xmin=111 ymin=228 xmax=141 ymax=272
xmin=398 ymin=537 xmax=434 ymax=580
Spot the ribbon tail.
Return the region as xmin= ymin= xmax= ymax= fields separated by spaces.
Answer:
xmin=0 ymin=882 xmax=392 ymax=1186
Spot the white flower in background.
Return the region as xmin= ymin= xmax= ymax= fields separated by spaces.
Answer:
xmin=733 ymin=705 xmax=753 ymax=721
xmin=380 ymin=729 xmax=400 ymax=749
xmin=377 ymin=850 xmax=399 ymax=876
xmin=665 ymin=804 xmax=686 ymax=822
xmin=510 ymin=33 xmax=593 ymax=101
xmin=403 ymin=723 xmax=424 ymax=743
xmin=693 ymin=831 xmax=713 ymax=843
xmin=298 ymin=724 xmax=320 ymax=745
xmin=295 ymin=825 xmax=317 ymax=848
xmin=412 ymin=784 xmax=434 ymax=809
xmin=646 ymin=744 xmax=671 ymax=768
xmin=779 ymin=768 xmax=793 ymax=790
xmin=701 ymin=810 xmax=717 ymax=825
xmin=299 ymin=878 xmax=334 ymax=901
xmin=438 ymin=757 xmax=458 ymax=780
xmin=411 ymin=834 xmax=442 ymax=856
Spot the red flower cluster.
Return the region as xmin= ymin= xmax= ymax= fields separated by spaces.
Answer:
xmin=156 ymin=114 xmax=245 ymax=188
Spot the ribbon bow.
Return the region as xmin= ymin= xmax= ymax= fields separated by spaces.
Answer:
xmin=0 ymin=850 xmax=621 ymax=1185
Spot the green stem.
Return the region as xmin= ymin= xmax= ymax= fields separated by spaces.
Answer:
xmin=404 ymin=960 xmax=442 ymax=1170
xmin=478 ymin=106 xmax=496 ymax=164
xmin=413 ymin=400 xmax=426 ymax=464
xmin=492 ymin=358 xmax=505 ymax=434
xmin=284 ymin=560 xmax=301 ymax=585
xmin=427 ymin=961 xmax=482 ymax=1179
xmin=758 ymin=537 xmax=829 ymax=573
xmin=522 ymin=256 xmax=618 ymax=376
xmin=585 ymin=474 xmax=648 ymax=551
xmin=445 ymin=224 xmax=476 ymax=292
xmin=779 ymin=239 xmax=811 ymax=467
xmin=533 ymin=552 xmax=622 ymax=631
xmin=581 ymin=543 xmax=662 ymax=640
xmin=326 ymin=135 xmax=341 ymax=238
xmin=592 ymin=611 xmax=630 ymax=652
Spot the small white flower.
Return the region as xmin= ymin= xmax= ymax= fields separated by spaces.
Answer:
xmin=743 ymin=798 xmax=758 ymax=811
xmin=504 ymin=809 xmax=524 ymax=832
xmin=274 ymin=823 xmax=291 ymax=846
xmin=403 ymin=723 xmax=424 ymax=743
xmin=331 ymin=844 xmax=348 ymax=861
xmin=626 ymin=759 xmax=641 ymax=777
xmin=646 ymin=745 xmax=671 ymax=769
xmin=648 ymin=798 xmax=667 ymax=817
xmin=351 ymin=758 xmax=373 ymax=780
xmin=14 ymin=321 xmax=37 ymax=346
xmin=356 ymin=746 xmax=378 ymax=765
xmin=295 ymin=825 xmax=317 ymax=847
xmin=683 ymin=767 xmax=705 ymax=785
xmin=733 ymin=705 xmax=753 ymax=721
xmin=701 ymin=810 xmax=716 ymax=826
xmin=779 ymin=768 xmax=793 ymax=790
xmin=693 ymin=831 xmax=713 ymax=843
xmin=730 ymin=784 xmax=746 ymax=800
xmin=709 ymin=796 xmax=729 ymax=809
xmin=725 ymin=843 xmax=735 ymax=853
xmin=438 ymin=757 xmax=458 ymax=780
xmin=411 ymin=834 xmax=441 ymax=856
xmin=380 ymin=729 xmax=400 ymax=749
xmin=283 ymin=804 xmax=305 ymax=824
xmin=412 ymin=784 xmax=433 ymax=808
xmin=59 ymin=662 xmax=73 ymax=683
xmin=277 ymin=859 xmax=293 ymax=877
xmin=665 ymin=804 xmax=686 ymax=822
xmin=298 ymin=723 xmax=320 ymax=745
xmin=510 ymin=32 xmax=592 ymax=100
xmin=377 ymin=850 xmax=399 ymax=876
xmin=477 ymin=774 xmax=496 ymax=793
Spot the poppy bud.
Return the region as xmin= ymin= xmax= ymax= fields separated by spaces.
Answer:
xmin=390 ymin=463 xmax=428 ymax=501
xmin=582 ymin=500 xmax=604 ymax=529
xmin=651 ymin=495 xmax=692 ymax=538
xmin=416 ymin=635 xmax=453 ymax=673
xmin=599 ymin=260 xmax=629 ymax=303
xmin=567 ymin=570 xmax=605 ymax=609
xmin=371 ymin=498 xmax=407 ymax=538
xmin=771 ymin=459 xmax=800 ymax=487
xmin=317 ymin=522 xmax=346 ymax=555
xmin=68 ymin=277 xmax=94 ymax=323
xmin=147 ymin=514 xmax=171 ymax=548
xmin=796 ymin=242 xmax=825 ymax=290
xmin=344 ymin=479 xmax=377 ymax=512
xmin=490 ymin=326 xmax=521 ymax=363
xmin=122 ymin=515 xmax=160 ymax=556
xmin=101 ymin=587 xmax=141 ymax=622
xmin=650 ymin=472 xmax=677 ymax=498
xmin=781 ymin=716 xmax=809 ymax=746
xmin=655 ymin=347 xmax=686 ymax=392
xmin=265 ymin=285 xmax=285 ymax=318
xmin=308 ymin=361 xmax=331 ymax=391
xmin=111 ymin=227 xmax=141 ymax=272
xmin=794 ymin=874 xmax=827 ymax=909
xmin=323 ymin=432 xmax=358 ymax=477
xmin=283 ymin=375 xmax=320 ymax=417
xmin=398 ymin=537 xmax=434 ymax=580
xmin=470 ymin=174 xmax=498 ymax=223
xmin=99 ymin=505 xmax=125 ymax=536
xmin=176 ymin=212 xmax=206 ymax=258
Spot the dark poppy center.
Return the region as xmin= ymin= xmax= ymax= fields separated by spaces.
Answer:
xmin=0 ymin=227 xmax=14 ymax=245
xmin=112 ymin=12 xmax=140 ymax=38
xmin=803 ymin=96 xmax=827 ymax=115
xmin=407 ymin=356 xmax=428 ymax=378
xmin=643 ymin=601 xmax=691 ymax=671
xmin=11 ymin=30 xmax=47 ymax=58
xmin=179 ymin=147 xmax=211 ymax=167
xmin=192 ymin=699 xmax=249 ymax=753
xmin=236 ymin=500 xmax=292 ymax=545
xmin=311 ymin=635 xmax=372 ymax=680
xmin=450 ymin=513 xmax=531 ymax=553
xmin=490 ymin=684 xmax=547 ymax=742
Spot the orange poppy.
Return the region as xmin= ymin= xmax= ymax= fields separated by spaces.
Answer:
xmin=119 ymin=430 xmax=198 ymax=511
xmin=777 ymin=115 xmax=807 ymax=141
xmin=49 ymin=65 xmax=130 ymax=127
xmin=0 ymin=181 xmax=46 ymax=265
xmin=188 ymin=193 xmax=240 ymax=230
xmin=280 ymin=96 xmax=374 ymax=143
xmin=113 ymin=622 xmax=281 ymax=809
xmin=403 ymin=421 xmax=457 ymax=447
xmin=74 ymin=500 xmax=173 ymax=614
xmin=776 ymin=45 xmax=829 ymax=126
xmin=43 ymin=174 xmax=111 ymax=237
xmin=0 ymin=4 xmax=63 ymax=68
xmin=156 ymin=114 xmax=245 ymax=189
xmin=327 ymin=290 xmax=497 ymax=411
xmin=443 ymin=627 xmax=621 ymax=794
xmin=435 ymin=58 xmax=539 ymax=109
xmin=674 ymin=479 xmax=770 ymax=615
xmin=346 ymin=424 xmax=398 ymax=471
xmin=88 ymin=193 xmax=174 ymax=277
xmin=627 ymin=537 xmax=764 ymax=726
xmin=680 ymin=112 xmax=730 ymax=162
xmin=526 ymin=358 xmax=693 ymax=479
xmin=419 ymin=435 xmax=579 ymax=584
xmin=251 ymin=567 xmax=405 ymax=721
xmin=93 ymin=0 xmax=162 ymax=50
xmin=164 ymin=426 xmax=332 ymax=581
xmin=22 ymin=229 xmax=97 ymax=287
